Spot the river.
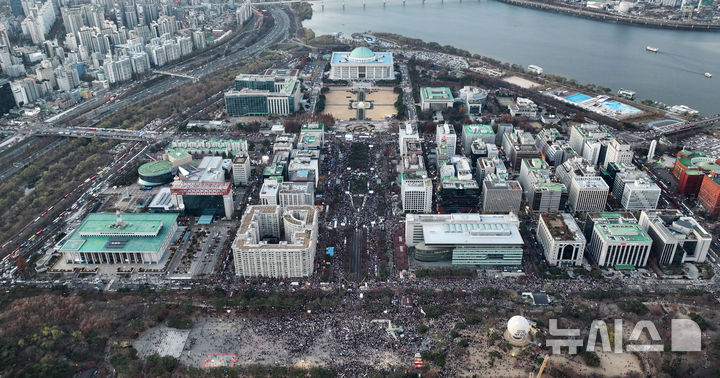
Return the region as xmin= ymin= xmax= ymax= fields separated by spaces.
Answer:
xmin=303 ymin=0 xmax=720 ymax=115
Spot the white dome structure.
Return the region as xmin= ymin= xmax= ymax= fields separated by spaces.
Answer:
xmin=617 ymin=1 xmax=633 ymax=13
xmin=505 ymin=315 xmax=532 ymax=346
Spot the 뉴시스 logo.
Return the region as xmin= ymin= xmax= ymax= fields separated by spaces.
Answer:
xmin=546 ymin=318 xmax=702 ymax=354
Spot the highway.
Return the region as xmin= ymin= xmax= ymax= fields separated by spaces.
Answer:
xmin=33 ymin=126 xmax=171 ymax=142
xmin=0 ymin=138 xmax=65 ymax=181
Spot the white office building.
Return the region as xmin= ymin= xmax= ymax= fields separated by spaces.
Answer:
xmin=232 ymin=154 xmax=252 ymax=186
xmin=232 ymin=205 xmax=318 ymax=278
xmin=278 ymin=181 xmax=314 ymax=207
xmin=568 ymin=176 xmax=609 ymax=212
xmin=259 ymin=178 xmax=280 ymax=205
xmin=613 ymin=170 xmax=661 ymax=211
xmin=603 ymin=138 xmax=634 ymax=169
xmin=556 ymin=157 xmax=598 ymax=189
xmin=639 ymin=210 xmax=711 ymax=265
xmin=568 ymin=123 xmax=615 ymax=166
xmin=509 ymin=97 xmax=538 ymax=120
xmin=401 ymin=172 xmax=433 ymax=213
xmin=436 ymin=123 xmax=456 ymax=162
xmin=537 ymin=213 xmax=586 ymax=267
xmin=587 ymin=216 xmax=652 ymax=267
xmin=399 ymin=122 xmax=419 ymax=156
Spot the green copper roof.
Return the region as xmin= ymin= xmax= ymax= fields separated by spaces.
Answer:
xmin=138 ymin=160 xmax=173 ymax=176
xmin=59 ymin=213 xmax=178 ymax=254
xmin=350 ymin=47 xmax=374 ymax=59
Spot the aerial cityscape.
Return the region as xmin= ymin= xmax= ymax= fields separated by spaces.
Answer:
xmin=1 ymin=0 xmax=720 ymax=376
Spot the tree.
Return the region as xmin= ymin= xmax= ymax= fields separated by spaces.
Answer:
xmin=582 ymin=351 xmax=601 ymax=367
xmin=16 ymin=256 xmax=28 ymax=271
xmin=425 ymin=305 xmax=441 ymax=319
xmin=498 ymin=113 xmax=514 ymax=124
xmin=284 ymin=119 xmax=301 ymax=133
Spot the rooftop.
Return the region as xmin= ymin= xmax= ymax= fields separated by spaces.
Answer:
xmin=541 ymin=213 xmax=584 ymax=242
xmin=421 ymin=87 xmax=453 ymax=102
xmin=138 ymin=160 xmax=174 ymax=176
xmin=279 ymin=181 xmax=314 ymax=194
xmin=484 ymin=174 xmax=522 ymax=190
xmin=420 ymin=214 xmax=524 ymax=246
xmin=463 ymin=124 xmax=494 ymax=135
xmin=60 ymin=213 xmax=178 ymax=253
xmin=301 ymin=123 xmax=324 ymax=132
xmin=263 ymin=164 xmax=284 ymax=176
xmin=167 ymin=150 xmax=191 ymax=161
xmin=522 ymin=158 xmax=549 ymax=171
xmin=331 ymin=49 xmax=393 ymax=65
xmin=574 ymin=176 xmax=609 ymax=189
xmin=235 ymin=205 xmax=317 ymax=251
xmin=676 ymin=150 xmax=720 ymax=172
xmin=595 ymin=223 xmax=652 ymax=244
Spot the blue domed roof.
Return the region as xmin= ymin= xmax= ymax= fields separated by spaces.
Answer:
xmin=349 ymin=47 xmax=374 ymax=59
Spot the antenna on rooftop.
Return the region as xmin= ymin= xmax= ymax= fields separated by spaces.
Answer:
xmin=115 ymin=208 xmax=125 ymax=228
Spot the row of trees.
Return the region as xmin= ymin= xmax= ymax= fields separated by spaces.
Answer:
xmin=0 ymin=137 xmax=117 ymax=243
xmin=393 ymin=87 xmax=407 ymax=120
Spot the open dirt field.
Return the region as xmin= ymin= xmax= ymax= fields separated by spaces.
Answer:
xmin=365 ymin=89 xmax=397 ymax=120
xmin=552 ymin=351 xmax=644 ymax=376
xmin=503 ymin=75 xmax=541 ymax=89
xmin=323 ymin=86 xmax=397 ymax=121
xmin=324 ymin=88 xmax=356 ymax=120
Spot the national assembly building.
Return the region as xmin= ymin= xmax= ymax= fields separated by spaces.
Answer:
xmin=329 ymin=47 xmax=394 ymax=81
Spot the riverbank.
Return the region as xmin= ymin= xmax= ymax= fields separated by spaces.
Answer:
xmin=304 ymin=0 xmax=720 ymax=114
xmin=494 ymin=0 xmax=720 ymax=31
xmin=369 ymin=32 xmax=668 ymax=124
